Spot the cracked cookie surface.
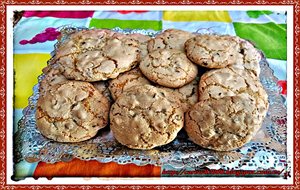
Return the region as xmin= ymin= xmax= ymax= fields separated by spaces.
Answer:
xmin=185 ymin=95 xmax=263 ymax=151
xmin=113 ymin=33 xmax=151 ymax=59
xmin=148 ymin=29 xmax=195 ymax=52
xmin=185 ymin=35 xmax=261 ymax=77
xmin=53 ymin=29 xmax=115 ymax=60
xmin=199 ymin=67 xmax=269 ymax=122
xmin=56 ymin=31 xmax=141 ymax=82
xmin=110 ymin=85 xmax=184 ymax=149
xmin=36 ymin=81 xmax=110 ymax=142
xmin=108 ymin=68 xmax=151 ymax=100
xmin=40 ymin=64 xmax=112 ymax=103
xmin=140 ymin=49 xmax=198 ymax=88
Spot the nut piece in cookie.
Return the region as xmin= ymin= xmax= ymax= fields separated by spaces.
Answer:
xmin=56 ymin=31 xmax=141 ymax=82
xmin=185 ymin=95 xmax=263 ymax=151
xmin=110 ymin=85 xmax=184 ymax=150
xmin=36 ymin=81 xmax=110 ymax=142
xmin=148 ymin=29 xmax=195 ymax=52
xmin=185 ymin=35 xmax=261 ymax=77
xmin=108 ymin=68 xmax=151 ymax=100
xmin=140 ymin=49 xmax=198 ymax=88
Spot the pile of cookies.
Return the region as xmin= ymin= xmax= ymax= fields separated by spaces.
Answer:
xmin=36 ymin=28 xmax=268 ymax=151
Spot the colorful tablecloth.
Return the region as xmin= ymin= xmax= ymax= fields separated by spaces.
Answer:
xmin=13 ymin=10 xmax=287 ymax=179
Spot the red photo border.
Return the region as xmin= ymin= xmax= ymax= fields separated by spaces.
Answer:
xmin=1 ymin=0 xmax=299 ymax=189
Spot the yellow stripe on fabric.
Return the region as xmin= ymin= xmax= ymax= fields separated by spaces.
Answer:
xmin=163 ymin=11 xmax=232 ymax=22
xmin=14 ymin=53 xmax=50 ymax=109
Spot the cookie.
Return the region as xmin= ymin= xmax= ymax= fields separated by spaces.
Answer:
xmin=198 ymin=67 xmax=268 ymax=121
xmin=113 ymin=33 xmax=151 ymax=59
xmin=139 ymin=49 xmax=198 ymax=88
xmin=185 ymin=95 xmax=263 ymax=151
xmin=56 ymin=31 xmax=141 ymax=81
xmin=53 ymin=29 xmax=115 ymax=60
xmin=185 ymin=35 xmax=261 ymax=76
xmin=36 ymin=81 xmax=110 ymax=142
xmin=148 ymin=29 xmax=195 ymax=52
xmin=110 ymin=85 xmax=184 ymax=150
xmin=108 ymin=68 xmax=151 ymax=100
xmin=158 ymin=77 xmax=199 ymax=112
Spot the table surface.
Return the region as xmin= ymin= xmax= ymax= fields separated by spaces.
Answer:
xmin=13 ymin=10 xmax=287 ymax=179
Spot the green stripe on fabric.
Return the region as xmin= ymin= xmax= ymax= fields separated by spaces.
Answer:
xmin=233 ymin=22 xmax=287 ymax=60
xmin=89 ymin=19 xmax=162 ymax=31
xmin=246 ymin=11 xmax=273 ymax=18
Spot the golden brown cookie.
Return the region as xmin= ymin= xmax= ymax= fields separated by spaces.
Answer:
xmin=110 ymin=85 xmax=184 ymax=150
xmin=185 ymin=35 xmax=261 ymax=77
xmin=185 ymin=95 xmax=263 ymax=151
xmin=108 ymin=68 xmax=151 ymax=100
xmin=54 ymin=29 xmax=115 ymax=60
xmin=55 ymin=30 xmax=141 ymax=82
xmin=198 ymin=67 xmax=268 ymax=121
xmin=36 ymin=81 xmax=110 ymax=142
xmin=113 ymin=33 xmax=151 ymax=59
xmin=139 ymin=49 xmax=198 ymax=88
xmin=148 ymin=29 xmax=195 ymax=52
